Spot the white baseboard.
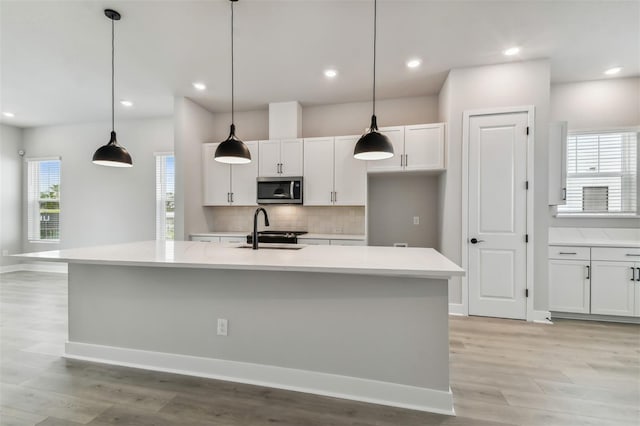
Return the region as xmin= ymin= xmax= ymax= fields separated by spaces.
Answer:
xmin=448 ymin=303 xmax=466 ymax=316
xmin=65 ymin=341 xmax=455 ymax=416
xmin=0 ymin=262 xmax=68 ymax=274
xmin=531 ymin=310 xmax=552 ymax=324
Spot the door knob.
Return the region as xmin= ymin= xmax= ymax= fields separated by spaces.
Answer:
xmin=470 ymin=238 xmax=484 ymax=244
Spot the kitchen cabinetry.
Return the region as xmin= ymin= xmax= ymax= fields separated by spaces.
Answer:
xmin=203 ymin=142 xmax=259 ymax=206
xmin=366 ymin=123 xmax=445 ymax=173
xmin=303 ymin=136 xmax=366 ymax=206
xmin=591 ymin=247 xmax=640 ymax=317
xmin=259 ymin=139 xmax=303 ymax=177
xmin=299 ymin=237 xmax=366 ymax=246
xmin=548 ymin=121 xmax=568 ymax=205
xmin=549 ymin=244 xmax=640 ymax=320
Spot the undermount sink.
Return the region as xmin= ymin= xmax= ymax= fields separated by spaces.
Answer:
xmin=236 ymin=244 xmax=305 ymax=250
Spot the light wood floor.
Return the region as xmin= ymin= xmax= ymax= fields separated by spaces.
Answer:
xmin=1 ymin=271 xmax=638 ymax=426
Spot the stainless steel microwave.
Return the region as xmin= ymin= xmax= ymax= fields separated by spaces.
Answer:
xmin=257 ymin=177 xmax=303 ymax=204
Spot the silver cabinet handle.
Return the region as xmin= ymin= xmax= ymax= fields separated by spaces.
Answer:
xmin=625 ymin=254 xmax=640 ymax=257
xmin=227 ymin=192 xmax=230 ymax=203
xmin=400 ymin=154 xmax=404 ymax=167
xmin=334 ymin=191 xmax=337 ymax=203
xmin=330 ymin=191 xmax=333 ymax=203
xmin=559 ymin=252 xmax=577 ymax=255
xmin=585 ymin=265 xmax=590 ymax=280
xmin=637 ymin=267 xmax=640 ymax=282
xmin=562 ymin=188 xmax=567 ymax=201
xmin=230 ymin=192 xmax=234 ymax=203
xmin=405 ymin=154 xmax=408 ymax=167
xmin=631 ymin=267 xmax=636 ymax=282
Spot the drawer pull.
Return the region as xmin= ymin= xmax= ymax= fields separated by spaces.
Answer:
xmin=625 ymin=254 xmax=640 ymax=257
xmin=637 ymin=267 xmax=640 ymax=282
xmin=586 ymin=265 xmax=590 ymax=280
xmin=632 ymin=267 xmax=636 ymax=282
xmin=558 ymin=252 xmax=577 ymax=255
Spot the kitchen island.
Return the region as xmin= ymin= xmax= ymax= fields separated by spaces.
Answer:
xmin=17 ymin=240 xmax=464 ymax=415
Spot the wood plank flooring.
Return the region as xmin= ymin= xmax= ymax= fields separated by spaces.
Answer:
xmin=1 ymin=271 xmax=638 ymax=426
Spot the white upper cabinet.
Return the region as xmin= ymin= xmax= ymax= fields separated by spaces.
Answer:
xmin=334 ymin=135 xmax=366 ymax=206
xmin=202 ymin=141 xmax=258 ymax=206
xmin=366 ymin=123 xmax=446 ymax=173
xmin=548 ymin=121 xmax=568 ymax=205
xmin=303 ymin=136 xmax=366 ymax=206
xmin=303 ymin=137 xmax=334 ymax=205
xmin=404 ymin=123 xmax=445 ymax=171
xmin=259 ymin=139 xmax=303 ymax=177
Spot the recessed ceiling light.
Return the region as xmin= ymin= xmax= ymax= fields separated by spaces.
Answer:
xmin=120 ymin=100 xmax=133 ymax=107
xmin=503 ymin=47 xmax=520 ymax=56
xmin=406 ymin=59 xmax=422 ymax=68
xmin=192 ymin=82 xmax=207 ymax=91
xmin=324 ymin=69 xmax=338 ymax=78
xmin=2 ymin=112 xmax=15 ymax=118
xmin=604 ymin=67 xmax=622 ymax=75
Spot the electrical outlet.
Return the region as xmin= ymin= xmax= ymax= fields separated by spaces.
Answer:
xmin=413 ymin=216 xmax=420 ymax=225
xmin=217 ymin=318 xmax=228 ymax=336
xmin=1 ymin=249 xmax=8 ymax=256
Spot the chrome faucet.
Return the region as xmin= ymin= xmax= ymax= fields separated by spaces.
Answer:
xmin=252 ymin=207 xmax=270 ymax=250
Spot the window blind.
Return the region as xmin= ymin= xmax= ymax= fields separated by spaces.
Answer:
xmin=558 ymin=131 xmax=637 ymax=214
xmin=155 ymin=154 xmax=175 ymax=240
xmin=27 ymin=159 xmax=61 ymax=241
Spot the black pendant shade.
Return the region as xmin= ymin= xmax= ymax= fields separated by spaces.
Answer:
xmin=354 ymin=115 xmax=393 ymax=160
xmin=214 ymin=0 xmax=251 ymax=164
xmin=354 ymin=0 xmax=394 ymax=161
xmin=215 ymin=124 xmax=251 ymax=164
xmin=92 ymin=9 xmax=132 ymax=168
xmin=92 ymin=131 xmax=133 ymax=167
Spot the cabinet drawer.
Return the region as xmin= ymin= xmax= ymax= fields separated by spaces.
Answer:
xmin=548 ymin=246 xmax=590 ymax=260
xmin=191 ymin=236 xmax=220 ymax=243
xmin=592 ymin=247 xmax=640 ymax=262
xmin=299 ymin=238 xmax=330 ymax=245
xmin=331 ymin=239 xmax=366 ymax=246
xmin=220 ymin=236 xmax=246 ymax=244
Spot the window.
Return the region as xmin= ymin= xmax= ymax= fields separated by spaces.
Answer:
xmin=27 ymin=159 xmax=61 ymax=241
xmin=558 ymin=131 xmax=637 ymax=215
xmin=156 ymin=153 xmax=175 ymax=240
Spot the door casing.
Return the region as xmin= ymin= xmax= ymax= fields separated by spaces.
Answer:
xmin=461 ymin=106 xmax=536 ymax=321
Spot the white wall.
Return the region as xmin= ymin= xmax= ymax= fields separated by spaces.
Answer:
xmin=549 ymin=77 xmax=640 ymax=229
xmin=1 ymin=124 xmax=23 ymax=267
xmin=438 ymin=60 xmax=551 ymax=310
xmin=22 ymin=117 xmax=173 ymax=251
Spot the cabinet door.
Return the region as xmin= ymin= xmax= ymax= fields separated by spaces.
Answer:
xmin=334 ymin=135 xmax=366 ymax=205
xmin=259 ymin=140 xmax=281 ymax=176
xmin=548 ymin=122 xmax=568 ymax=205
xmin=548 ymin=259 xmax=590 ymax=313
xmin=303 ymin=137 xmax=334 ymax=205
xmin=404 ymin=123 xmax=445 ymax=171
xmin=202 ymin=143 xmax=231 ymax=205
xmin=230 ymin=141 xmax=259 ymax=206
xmin=280 ymin=138 xmax=304 ymax=176
xmin=591 ymin=261 xmax=636 ymax=316
xmin=365 ymin=126 xmax=405 ymax=172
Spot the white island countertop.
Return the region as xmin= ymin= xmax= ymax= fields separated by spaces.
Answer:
xmin=17 ymin=240 xmax=464 ymax=279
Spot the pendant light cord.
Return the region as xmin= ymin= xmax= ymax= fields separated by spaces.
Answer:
xmin=372 ymin=0 xmax=377 ymax=117
xmin=111 ymin=17 xmax=115 ymax=133
xmin=231 ymin=0 xmax=235 ymax=126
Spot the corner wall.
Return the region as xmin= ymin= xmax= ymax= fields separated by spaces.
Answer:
xmin=438 ymin=60 xmax=551 ymax=311
xmin=1 ymin=124 xmax=23 ymax=267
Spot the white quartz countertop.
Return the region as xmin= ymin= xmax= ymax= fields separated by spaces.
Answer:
xmin=549 ymin=227 xmax=640 ymax=248
xmin=191 ymin=232 xmax=365 ymax=240
xmin=16 ymin=241 xmax=464 ymax=279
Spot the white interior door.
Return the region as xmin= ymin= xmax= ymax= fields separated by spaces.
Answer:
xmin=468 ymin=112 xmax=528 ymax=319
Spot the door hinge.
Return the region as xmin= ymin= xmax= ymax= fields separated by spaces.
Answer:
xmin=526 ymin=126 xmax=530 ymax=135
xmin=525 ymin=289 xmax=529 ymax=298
xmin=525 ymin=234 xmax=529 ymax=243
xmin=525 ymin=180 xmax=529 ymax=190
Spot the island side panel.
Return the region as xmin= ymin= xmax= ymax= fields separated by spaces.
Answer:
xmin=68 ymin=263 xmax=449 ymax=391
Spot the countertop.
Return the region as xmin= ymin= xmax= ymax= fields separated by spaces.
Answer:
xmin=16 ymin=240 xmax=463 ymax=279
xmin=190 ymin=232 xmax=366 ymax=240
xmin=549 ymin=227 xmax=640 ymax=248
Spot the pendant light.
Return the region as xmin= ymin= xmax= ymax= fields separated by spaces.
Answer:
xmin=92 ymin=9 xmax=133 ymax=168
xmin=354 ymin=0 xmax=394 ymax=161
xmin=214 ymin=0 xmax=251 ymax=164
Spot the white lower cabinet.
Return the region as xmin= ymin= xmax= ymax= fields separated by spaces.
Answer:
xmin=591 ymin=261 xmax=638 ymax=317
xmin=220 ymin=236 xmax=246 ymax=244
xmin=330 ymin=239 xmax=365 ymax=246
xmin=548 ymin=259 xmax=590 ymax=313
xmin=299 ymin=238 xmax=330 ymax=246
xmin=191 ymin=236 xmax=220 ymax=242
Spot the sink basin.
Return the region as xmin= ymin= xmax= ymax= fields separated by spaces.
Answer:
xmin=236 ymin=244 xmax=305 ymax=250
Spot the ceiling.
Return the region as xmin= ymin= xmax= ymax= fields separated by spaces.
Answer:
xmin=1 ymin=0 xmax=638 ymax=128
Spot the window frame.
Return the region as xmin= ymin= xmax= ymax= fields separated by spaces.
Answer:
xmin=555 ymin=128 xmax=639 ymax=219
xmin=26 ymin=157 xmax=62 ymax=243
xmin=155 ymin=152 xmax=175 ymax=241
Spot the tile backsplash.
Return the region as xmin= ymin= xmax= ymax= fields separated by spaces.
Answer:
xmin=208 ymin=206 xmax=365 ymax=235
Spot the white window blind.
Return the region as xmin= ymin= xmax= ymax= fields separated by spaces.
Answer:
xmin=155 ymin=154 xmax=175 ymax=240
xmin=27 ymin=159 xmax=61 ymax=241
xmin=558 ymin=131 xmax=637 ymax=215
